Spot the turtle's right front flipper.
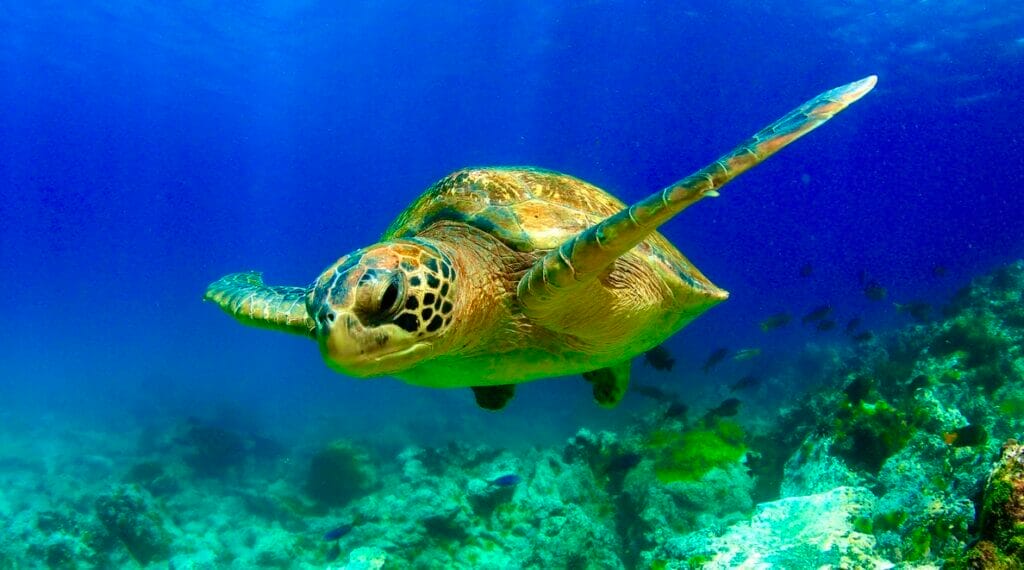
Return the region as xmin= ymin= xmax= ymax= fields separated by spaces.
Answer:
xmin=517 ymin=76 xmax=877 ymax=317
xmin=204 ymin=271 xmax=316 ymax=337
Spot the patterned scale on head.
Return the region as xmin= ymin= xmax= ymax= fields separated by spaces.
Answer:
xmin=307 ymin=238 xmax=457 ymax=377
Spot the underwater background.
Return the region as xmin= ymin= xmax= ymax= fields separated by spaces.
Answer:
xmin=1 ymin=1 xmax=1023 ymax=568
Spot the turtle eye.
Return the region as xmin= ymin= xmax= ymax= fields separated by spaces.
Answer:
xmin=354 ymin=271 xmax=404 ymax=326
xmin=380 ymin=279 xmax=400 ymax=315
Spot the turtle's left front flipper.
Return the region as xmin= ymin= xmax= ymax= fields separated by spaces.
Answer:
xmin=517 ymin=76 xmax=877 ymax=317
xmin=204 ymin=271 xmax=316 ymax=337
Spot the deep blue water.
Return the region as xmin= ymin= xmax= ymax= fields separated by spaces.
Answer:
xmin=1 ymin=2 xmax=1022 ymax=445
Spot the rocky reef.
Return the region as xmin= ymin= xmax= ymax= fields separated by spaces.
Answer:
xmin=960 ymin=439 xmax=1024 ymax=568
xmin=0 ymin=261 xmax=1022 ymax=568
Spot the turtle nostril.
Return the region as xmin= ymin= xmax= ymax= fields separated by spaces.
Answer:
xmin=318 ymin=308 xmax=337 ymax=326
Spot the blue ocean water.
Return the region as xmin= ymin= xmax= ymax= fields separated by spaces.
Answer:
xmin=1 ymin=2 xmax=1022 ymax=566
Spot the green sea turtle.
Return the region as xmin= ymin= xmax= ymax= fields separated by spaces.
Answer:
xmin=205 ymin=76 xmax=876 ymax=410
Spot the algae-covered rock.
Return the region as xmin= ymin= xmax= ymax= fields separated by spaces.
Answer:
xmin=868 ymin=428 xmax=981 ymax=564
xmin=178 ymin=421 xmax=247 ymax=478
xmin=647 ymin=419 xmax=746 ymax=484
xmin=961 ymin=439 xmax=1024 ymax=567
xmin=306 ymin=440 xmax=377 ymax=507
xmin=94 ymin=486 xmax=172 ymax=565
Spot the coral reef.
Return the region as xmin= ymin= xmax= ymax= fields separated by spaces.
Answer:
xmin=1 ymin=261 xmax=1023 ymax=567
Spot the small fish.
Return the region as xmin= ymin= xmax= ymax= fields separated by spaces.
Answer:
xmin=664 ymin=401 xmax=688 ymax=418
xmin=799 ymin=263 xmax=814 ymax=277
xmin=895 ymin=301 xmax=931 ymax=323
xmin=644 ymin=345 xmax=675 ymax=371
xmin=632 ymin=383 xmax=676 ymax=402
xmin=729 ymin=375 xmax=761 ymax=392
xmin=863 ymin=280 xmax=887 ymax=301
xmin=801 ymin=305 xmax=832 ymax=324
xmin=845 ymin=317 xmax=862 ymax=335
xmin=852 ymin=331 xmax=874 ymax=343
xmin=760 ymin=312 xmax=792 ymax=332
xmin=633 ymin=383 xmax=687 ymax=417
xmin=701 ymin=348 xmax=729 ymax=374
xmin=325 ymin=542 xmax=341 ymax=562
xmin=606 ymin=453 xmax=642 ymax=474
xmin=909 ymin=375 xmax=931 ymax=391
xmin=944 ymin=424 xmax=987 ymax=447
xmin=844 ymin=376 xmax=873 ymax=405
xmin=732 ymin=348 xmax=761 ymax=361
xmin=932 ymin=265 xmax=948 ymax=278
xmin=815 ymin=319 xmax=836 ymax=332
xmin=490 ymin=474 xmax=522 ymax=487
xmin=323 ymin=523 xmax=354 ymax=541
xmin=707 ymin=397 xmax=741 ymax=418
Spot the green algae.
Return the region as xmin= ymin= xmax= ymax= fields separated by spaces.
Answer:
xmin=997 ymin=394 xmax=1024 ymax=416
xmin=686 ymin=554 xmax=711 ymax=568
xmin=852 ymin=515 xmax=874 ymax=535
xmin=874 ymin=509 xmax=908 ymax=533
xmin=648 ymin=420 xmax=746 ymax=483
xmin=941 ymin=369 xmax=963 ymax=383
xmin=933 ymin=320 xmax=1011 ymax=371
xmin=905 ymin=525 xmax=932 ymax=561
xmin=831 ymin=398 xmax=912 ymax=474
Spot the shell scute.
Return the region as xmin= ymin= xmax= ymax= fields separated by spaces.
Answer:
xmin=383 ymin=167 xmax=624 ymax=252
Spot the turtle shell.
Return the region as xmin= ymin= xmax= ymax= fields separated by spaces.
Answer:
xmin=384 ymin=167 xmax=672 ymax=253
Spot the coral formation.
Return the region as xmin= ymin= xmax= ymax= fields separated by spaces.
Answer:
xmin=2 ymin=261 xmax=1024 ymax=567
xmin=94 ymin=486 xmax=172 ymax=566
xmin=650 ymin=486 xmax=886 ymax=568
xmin=305 ymin=440 xmax=378 ymax=507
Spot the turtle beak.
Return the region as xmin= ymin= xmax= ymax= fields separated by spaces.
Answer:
xmin=315 ymin=309 xmax=370 ymax=375
xmin=312 ymin=302 xmax=433 ymax=377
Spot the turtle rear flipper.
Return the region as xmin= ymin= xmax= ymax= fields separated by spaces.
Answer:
xmin=583 ymin=360 xmax=631 ymax=408
xmin=204 ymin=271 xmax=315 ymax=337
xmin=517 ymin=76 xmax=877 ymax=318
xmin=471 ymin=384 xmax=517 ymax=411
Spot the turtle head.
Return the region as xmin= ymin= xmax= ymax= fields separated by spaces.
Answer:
xmin=308 ymin=240 xmax=457 ymax=376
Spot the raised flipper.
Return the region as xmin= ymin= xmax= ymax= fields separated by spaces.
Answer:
xmin=204 ymin=271 xmax=315 ymax=337
xmin=517 ymin=76 xmax=877 ymax=316
xmin=582 ymin=360 xmax=631 ymax=408
xmin=472 ymin=384 xmax=516 ymax=411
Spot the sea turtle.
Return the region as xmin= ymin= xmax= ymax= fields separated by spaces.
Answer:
xmin=205 ymin=76 xmax=876 ymax=410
